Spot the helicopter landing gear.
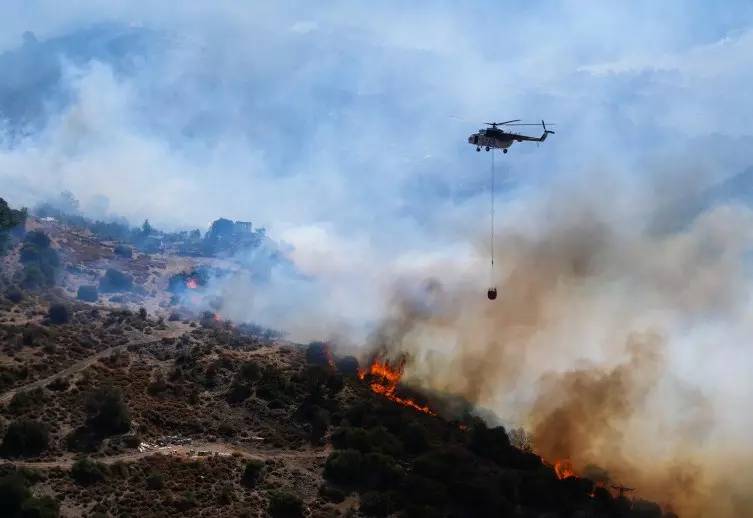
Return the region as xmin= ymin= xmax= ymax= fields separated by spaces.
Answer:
xmin=476 ymin=147 xmax=481 ymax=152
xmin=485 ymin=146 xmax=490 ymax=151
xmin=503 ymin=149 xmax=507 ymax=154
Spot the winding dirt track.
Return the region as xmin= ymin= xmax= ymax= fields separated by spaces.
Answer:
xmin=0 ymin=339 xmax=158 ymax=405
xmin=2 ymin=442 xmax=332 ymax=470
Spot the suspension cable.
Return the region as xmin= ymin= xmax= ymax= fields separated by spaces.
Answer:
xmin=490 ymin=148 xmax=495 ymax=277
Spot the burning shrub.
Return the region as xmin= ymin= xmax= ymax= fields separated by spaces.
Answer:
xmin=77 ymin=285 xmax=98 ymax=302
xmin=99 ymin=268 xmax=133 ymax=292
xmin=1 ymin=419 xmax=49 ymax=457
xmin=241 ymin=459 xmax=265 ymax=488
xmin=47 ymin=304 xmax=70 ymax=325
xmin=324 ymin=449 xmax=364 ymax=483
xmin=71 ymin=458 xmax=107 ymax=485
xmin=267 ymin=490 xmax=303 ymax=518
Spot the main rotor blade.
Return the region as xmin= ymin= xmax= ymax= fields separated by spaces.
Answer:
xmin=504 ymin=123 xmax=558 ymax=126
xmin=499 ymin=119 xmax=521 ymax=124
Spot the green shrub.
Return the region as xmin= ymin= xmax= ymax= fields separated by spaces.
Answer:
xmin=19 ymin=231 xmax=58 ymax=288
xmin=0 ymin=473 xmax=30 ymax=515
xmin=363 ymin=452 xmax=404 ymax=490
xmin=113 ymin=245 xmax=133 ymax=258
xmin=21 ymin=495 xmax=60 ymax=518
xmin=241 ymin=459 xmax=265 ymax=487
xmin=145 ymin=472 xmax=164 ymax=490
xmin=71 ymin=458 xmax=106 ymax=485
xmin=324 ymin=449 xmax=363 ymax=483
xmin=76 ymin=285 xmax=98 ymax=302
xmin=267 ymin=490 xmax=303 ymax=518
xmin=85 ymin=385 xmax=130 ymax=435
xmin=4 ymin=287 xmax=23 ymax=303
xmin=99 ymin=269 xmax=133 ymax=292
xmin=360 ymin=491 xmax=400 ymax=517
xmin=47 ymin=304 xmax=70 ymax=325
xmin=305 ymin=341 xmax=333 ymax=366
xmin=9 ymin=388 xmax=45 ymax=414
xmin=238 ymin=361 xmax=261 ymax=382
xmin=400 ymin=422 xmax=429 ymax=454
xmin=318 ymin=483 xmax=345 ymax=503
xmin=336 ymin=356 xmax=360 ymax=376
xmin=1 ymin=419 xmax=49 ymax=457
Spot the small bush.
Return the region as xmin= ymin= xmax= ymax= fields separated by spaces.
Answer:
xmin=336 ymin=356 xmax=360 ymax=376
xmin=0 ymin=474 xmax=30 ymax=516
xmin=306 ymin=341 xmax=333 ymax=366
xmin=238 ymin=361 xmax=261 ymax=382
xmin=71 ymin=458 xmax=106 ymax=485
xmin=267 ymin=490 xmax=303 ymax=518
xmin=1 ymin=419 xmax=49 ymax=457
xmin=76 ymin=285 xmax=98 ymax=302
xmin=4 ymin=287 xmax=23 ymax=303
xmin=9 ymin=388 xmax=45 ymax=414
xmin=21 ymin=495 xmax=60 ymax=518
xmin=318 ymin=483 xmax=345 ymax=503
xmin=241 ymin=459 xmax=265 ymax=487
xmin=85 ymin=385 xmax=131 ymax=435
xmin=324 ymin=449 xmax=363 ymax=483
xmin=113 ymin=245 xmax=133 ymax=258
xmin=99 ymin=269 xmax=133 ymax=292
xmin=145 ymin=472 xmax=164 ymax=490
xmin=360 ymin=491 xmax=400 ymax=517
xmin=47 ymin=304 xmax=70 ymax=324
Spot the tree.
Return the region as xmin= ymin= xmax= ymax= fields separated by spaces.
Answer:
xmin=1 ymin=419 xmax=49 ymax=457
xmin=21 ymin=495 xmax=59 ymax=518
xmin=57 ymin=191 xmax=79 ymax=214
xmin=76 ymin=285 xmax=98 ymax=302
xmin=19 ymin=231 xmax=58 ymax=288
xmin=98 ymin=269 xmax=133 ymax=292
xmin=141 ymin=219 xmax=153 ymax=236
xmin=0 ymin=474 xmax=30 ymax=516
xmin=267 ymin=490 xmax=303 ymax=518
xmin=85 ymin=386 xmax=130 ymax=435
xmin=71 ymin=458 xmax=106 ymax=485
xmin=241 ymin=459 xmax=265 ymax=488
xmin=47 ymin=304 xmax=70 ymax=325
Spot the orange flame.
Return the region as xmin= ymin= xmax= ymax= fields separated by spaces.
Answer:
xmin=358 ymin=357 xmax=436 ymax=416
xmin=186 ymin=278 xmax=199 ymax=289
xmin=554 ymin=459 xmax=576 ymax=479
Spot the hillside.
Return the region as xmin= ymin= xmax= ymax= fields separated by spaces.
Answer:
xmin=0 ymin=210 xmax=674 ymax=517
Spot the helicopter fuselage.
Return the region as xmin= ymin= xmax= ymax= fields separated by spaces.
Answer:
xmin=468 ymin=131 xmax=515 ymax=150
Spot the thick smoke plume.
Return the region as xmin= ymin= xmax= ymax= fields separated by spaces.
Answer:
xmin=358 ymin=177 xmax=753 ymax=518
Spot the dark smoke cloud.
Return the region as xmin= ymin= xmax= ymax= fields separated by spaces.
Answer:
xmin=361 ymin=176 xmax=753 ymax=518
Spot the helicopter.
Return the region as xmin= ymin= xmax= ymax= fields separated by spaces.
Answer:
xmin=468 ymin=119 xmax=554 ymax=153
